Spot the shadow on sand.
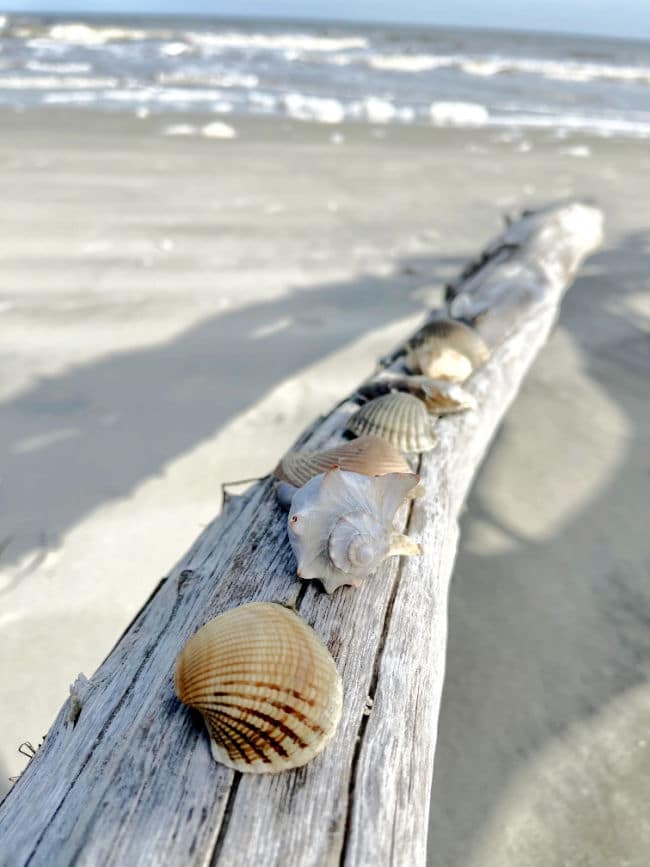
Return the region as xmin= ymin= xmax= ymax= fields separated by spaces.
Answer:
xmin=427 ymin=232 xmax=650 ymax=866
xmin=0 ymin=254 xmax=462 ymax=587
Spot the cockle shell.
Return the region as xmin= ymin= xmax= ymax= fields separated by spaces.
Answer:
xmin=174 ymin=602 xmax=342 ymax=773
xmin=287 ymin=468 xmax=421 ymax=593
xmin=405 ymin=318 xmax=490 ymax=382
xmin=274 ymin=435 xmax=412 ymax=488
xmin=346 ymin=392 xmax=437 ymax=453
xmin=356 ymin=374 xmax=478 ymax=415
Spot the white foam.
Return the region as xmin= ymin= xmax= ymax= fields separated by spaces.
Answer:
xmin=160 ymin=42 xmax=190 ymax=57
xmin=43 ymin=91 xmax=97 ymax=104
xmin=368 ymin=54 xmax=450 ymax=72
xmin=361 ymin=97 xmax=396 ymax=123
xmin=284 ymin=92 xmax=345 ymax=124
xmin=158 ymin=70 xmax=258 ymax=89
xmin=430 ymin=101 xmax=489 ymax=126
xmin=366 ymin=51 xmax=650 ymax=85
xmin=202 ymin=121 xmax=237 ymax=138
xmin=26 ymin=61 xmax=92 ymax=74
xmin=187 ymin=32 xmax=367 ymax=53
xmin=48 ymin=23 xmax=147 ymax=44
xmin=248 ymin=91 xmax=277 ymax=110
xmin=163 ymin=124 xmax=197 ymax=136
xmin=0 ymin=75 xmax=117 ymax=90
xmin=560 ymin=145 xmax=591 ymax=158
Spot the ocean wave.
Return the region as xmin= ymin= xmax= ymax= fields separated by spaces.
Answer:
xmin=0 ymin=75 xmax=117 ymax=89
xmin=48 ymin=23 xmax=148 ymax=44
xmin=430 ymin=101 xmax=489 ymax=126
xmin=43 ymin=91 xmax=97 ymax=104
xmin=26 ymin=60 xmax=92 ymax=74
xmin=157 ymin=70 xmax=259 ymax=89
xmin=159 ymin=42 xmax=191 ymax=57
xmin=366 ymin=51 xmax=650 ymax=84
xmin=284 ymin=92 xmax=345 ymax=123
xmin=186 ymin=31 xmax=367 ymax=53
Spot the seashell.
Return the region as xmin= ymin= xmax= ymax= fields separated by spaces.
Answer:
xmin=174 ymin=602 xmax=342 ymax=773
xmin=346 ymin=392 xmax=436 ymax=453
xmin=274 ymin=435 xmax=412 ymax=488
xmin=288 ymin=468 xmax=421 ymax=593
xmin=357 ymin=374 xmax=477 ymax=415
xmin=405 ymin=318 xmax=490 ymax=382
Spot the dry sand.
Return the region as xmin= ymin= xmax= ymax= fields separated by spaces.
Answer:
xmin=0 ymin=109 xmax=649 ymax=864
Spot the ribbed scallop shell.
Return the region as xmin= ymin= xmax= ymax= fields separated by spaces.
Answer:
xmin=406 ymin=318 xmax=490 ymax=382
xmin=174 ymin=602 xmax=342 ymax=774
xmin=273 ymin=435 xmax=411 ymax=487
xmin=346 ymin=393 xmax=436 ymax=453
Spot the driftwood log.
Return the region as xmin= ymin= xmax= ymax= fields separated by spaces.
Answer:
xmin=0 ymin=201 xmax=603 ymax=867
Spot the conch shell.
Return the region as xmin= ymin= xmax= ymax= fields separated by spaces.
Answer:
xmin=405 ymin=318 xmax=490 ymax=382
xmin=287 ymin=468 xmax=421 ymax=593
xmin=274 ymin=435 xmax=412 ymax=488
xmin=346 ymin=392 xmax=436 ymax=453
xmin=174 ymin=602 xmax=342 ymax=773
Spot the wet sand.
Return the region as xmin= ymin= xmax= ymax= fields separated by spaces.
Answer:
xmin=0 ymin=109 xmax=649 ymax=865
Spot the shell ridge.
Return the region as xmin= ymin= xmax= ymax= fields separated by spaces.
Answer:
xmin=213 ymin=704 xmax=310 ymax=750
xmin=210 ymin=708 xmax=291 ymax=760
xmin=205 ymin=711 xmax=271 ymax=765
xmin=210 ymin=692 xmax=325 ymax=733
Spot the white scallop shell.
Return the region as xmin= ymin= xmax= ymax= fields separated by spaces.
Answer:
xmin=287 ymin=468 xmax=421 ymax=593
xmin=345 ymin=392 xmax=436 ymax=453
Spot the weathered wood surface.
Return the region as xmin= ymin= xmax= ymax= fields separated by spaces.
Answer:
xmin=0 ymin=201 xmax=603 ymax=867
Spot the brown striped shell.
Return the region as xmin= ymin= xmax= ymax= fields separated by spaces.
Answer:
xmin=345 ymin=392 xmax=436 ymax=453
xmin=174 ymin=602 xmax=342 ymax=773
xmin=273 ymin=435 xmax=411 ymax=488
xmin=406 ymin=318 xmax=490 ymax=382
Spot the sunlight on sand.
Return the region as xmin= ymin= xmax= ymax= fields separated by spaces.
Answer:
xmin=465 ymin=682 xmax=650 ymax=867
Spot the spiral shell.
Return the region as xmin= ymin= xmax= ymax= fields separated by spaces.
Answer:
xmin=288 ymin=468 xmax=421 ymax=593
xmin=274 ymin=435 xmax=412 ymax=488
xmin=405 ymin=318 xmax=490 ymax=382
xmin=174 ymin=602 xmax=342 ymax=773
xmin=346 ymin=392 xmax=436 ymax=453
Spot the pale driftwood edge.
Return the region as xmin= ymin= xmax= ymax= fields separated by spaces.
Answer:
xmin=0 ymin=202 xmax=603 ymax=867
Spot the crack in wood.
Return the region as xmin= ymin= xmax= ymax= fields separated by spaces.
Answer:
xmin=338 ymin=463 xmax=421 ymax=866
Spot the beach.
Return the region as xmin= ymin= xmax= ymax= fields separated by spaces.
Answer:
xmin=1 ymin=93 xmax=649 ymax=865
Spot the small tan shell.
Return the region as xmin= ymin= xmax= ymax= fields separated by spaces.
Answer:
xmin=174 ymin=602 xmax=342 ymax=774
xmin=346 ymin=393 xmax=436 ymax=453
xmin=274 ymin=435 xmax=411 ymax=487
xmin=357 ymin=374 xmax=477 ymax=415
xmin=406 ymin=318 xmax=490 ymax=382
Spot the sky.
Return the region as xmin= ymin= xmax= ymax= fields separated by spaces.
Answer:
xmin=5 ymin=0 xmax=650 ymax=41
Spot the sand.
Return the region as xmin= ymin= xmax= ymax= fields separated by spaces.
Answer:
xmin=0 ymin=109 xmax=649 ymax=864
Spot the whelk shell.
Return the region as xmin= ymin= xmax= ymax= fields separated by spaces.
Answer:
xmin=174 ymin=602 xmax=342 ymax=773
xmin=406 ymin=318 xmax=490 ymax=382
xmin=346 ymin=392 xmax=437 ymax=453
xmin=288 ymin=468 xmax=421 ymax=593
xmin=274 ymin=435 xmax=412 ymax=488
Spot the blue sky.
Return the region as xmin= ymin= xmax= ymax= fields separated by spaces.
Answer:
xmin=6 ymin=1 xmax=650 ymax=40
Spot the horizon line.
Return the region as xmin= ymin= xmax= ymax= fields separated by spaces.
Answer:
xmin=3 ymin=7 xmax=650 ymax=45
